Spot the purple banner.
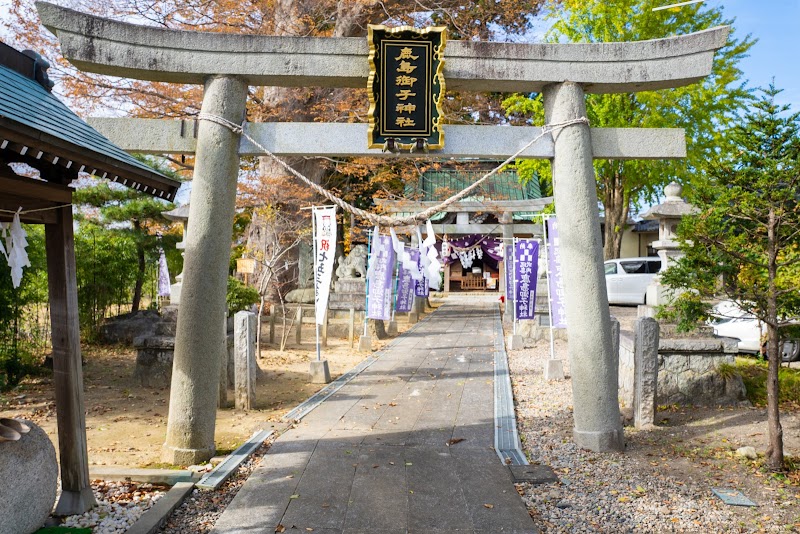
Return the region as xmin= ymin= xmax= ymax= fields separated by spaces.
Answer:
xmin=367 ymin=235 xmax=396 ymax=320
xmin=414 ymin=250 xmax=429 ymax=297
xmin=514 ymin=239 xmax=539 ymax=320
xmin=505 ymin=244 xmax=514 ymax=301
xmin=546 ymin=218 xmax=567 ymax=328
xmin=395 ymin=247 xmax=417 ymax=313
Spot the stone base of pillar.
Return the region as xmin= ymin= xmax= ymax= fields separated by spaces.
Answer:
xmin=309 ymin=360 xmax=331 ymax=384
xmin=386 ymin=320 xmax=398 ymax=335
xmin=54 ymin=487 xmax=96 ymax=517
xmin=573 ymin=427 xmax=624 ymax=452
xmin=543 ymin=359 xmax=564 ymax=381
xmin=408 ymin=312 xmax=419 ymax=324
xmin=507 ymin=334 xmax=523 ymax=350
xmin=161 ymin=444 xmax=215 ymax=466
xmin=358 ymin=335 xmax=372 ymax=352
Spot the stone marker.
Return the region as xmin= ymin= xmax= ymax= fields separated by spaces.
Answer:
xmin=0 ymin=420 xmax=58 ymax=533
xmin=386 ymin=319 xmax=398 ymax=335
xmin=348 ymin=307 xmax=355 ymax=348
xmin=633 ymin=317 xmax=659 ymax=429
xmin=234 ymin=311 xmax=257 ymax=411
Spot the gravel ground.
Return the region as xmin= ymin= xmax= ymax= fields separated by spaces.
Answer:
xmin=507 ymin=335 xmax=800 ymax=533
xmin=57 ymin=480 xmax=168 ymax=533
xmin=159 ymin=439 xmax=273 ymax=533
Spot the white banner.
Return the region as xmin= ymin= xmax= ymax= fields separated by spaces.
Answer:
xmin=313 ymin=206 xmax=337 ymax=325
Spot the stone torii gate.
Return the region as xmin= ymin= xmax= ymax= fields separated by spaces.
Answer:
xmin=37 ymin=2 xmax=728 ymax=460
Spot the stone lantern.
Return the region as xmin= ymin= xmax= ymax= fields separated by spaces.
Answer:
xmin=163 ymin=204 xmax=190 ymax=305
xmin=640 ymin=182 xmax=696 ymax=306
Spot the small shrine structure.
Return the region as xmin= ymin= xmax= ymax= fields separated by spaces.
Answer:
xmin=0 ymin=41 xmax=180 ymax=515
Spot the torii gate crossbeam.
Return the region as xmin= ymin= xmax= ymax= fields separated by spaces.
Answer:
xmin=35 ymin=0 xmax=729 ymax=462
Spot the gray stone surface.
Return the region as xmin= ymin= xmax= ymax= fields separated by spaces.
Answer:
xmin=0 ymin=421 xmax=57 ymax=534
xmin=543 ymin=359 xmax=564 ymax=381
xmin=210 ymin=302 xmax=537 ymax=534
xmin=234 ymin=311 xmax=256 ymax=411
xmin=357 ymin=334 xmax=372 ymax=353
xmin=544 ymin=82 xmax=623 ymax=452
xmin=285 ymin=288 xmax=314 ymax=304
xmin=126 ymin=482 xmax=195 ymax=534
xmin=634 ymin=317 xmax=659 ymax=429
xmin=89 ymin=118 xmax=687 ymax=161
xmin=309 ymin=360 xmax=331 ymax=384
xmin=162 ymin=75 xmax=247 ymax=465
xmin=99 ymin=310 xmax=159 ymax=344
xmin=38 ymin=3 xmax=726 ymax=93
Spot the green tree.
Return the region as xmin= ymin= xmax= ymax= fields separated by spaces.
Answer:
xmin=661 ymin=85 xmax=800 ymax=471
xmin=503 ymin=0 xmax=753 ymax=259
xmin=0 ymin=225 xmax=49 ymax=389
xmin=73 ymin=156 xmax=181 ymax=313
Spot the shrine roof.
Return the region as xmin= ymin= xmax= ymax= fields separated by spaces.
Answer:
xmin=0 ymin=41 xmax=180 ymax=201
xmin=401 ymin=169 xmax=543 ymax=221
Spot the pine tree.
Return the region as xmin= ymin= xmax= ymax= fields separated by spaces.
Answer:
xmin=662 ymin=85 xmax=800 ymax=471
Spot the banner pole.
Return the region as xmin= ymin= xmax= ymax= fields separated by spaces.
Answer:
xmin=512 ymin=236 xmax=518 ymax=335
xmin=391 ymin=246 xmax=400 ymax=322
xmin=543 ymin=214 xmax=556 ymax=361
xmin=312 ymin=206 xmax=321 ymax=363
xmin=364 ymin=228 xmax=372 ymax=337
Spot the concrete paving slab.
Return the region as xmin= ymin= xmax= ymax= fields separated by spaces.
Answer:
xmin=212 ymin=302 xmax=537 ymax=534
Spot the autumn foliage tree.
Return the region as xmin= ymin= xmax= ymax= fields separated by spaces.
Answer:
xmin=4 ymin=0 xmax=549 ymax=302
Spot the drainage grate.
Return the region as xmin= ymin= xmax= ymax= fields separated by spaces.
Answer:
xmin=493 ymin=310 xmax=528 ymax=466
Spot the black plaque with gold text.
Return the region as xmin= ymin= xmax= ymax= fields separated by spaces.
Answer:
xmin=368 ymin=25 xmax=446 ymax=151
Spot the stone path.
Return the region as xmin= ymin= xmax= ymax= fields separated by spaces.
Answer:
xmin=211 ymin=301 xmax=537 ymax=534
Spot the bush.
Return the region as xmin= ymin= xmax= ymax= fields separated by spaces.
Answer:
xmin=734 ymin=358 xmax=800 ymax=407
xmin=226 ymin=277 xmax=260 ymax=316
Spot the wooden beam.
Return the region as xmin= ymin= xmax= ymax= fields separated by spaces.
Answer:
xmin=0 ymin=171 xmax=73 ymax=203
xmin=45 ymin=206 xmax=96 ymax=515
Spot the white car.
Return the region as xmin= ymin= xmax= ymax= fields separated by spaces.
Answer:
xmin=604 ymin=257 xmax=662 ymax=305
xmin=709 ymin=301 xmax=800 ymax=362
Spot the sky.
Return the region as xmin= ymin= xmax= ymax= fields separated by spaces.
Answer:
xmin=704 ymin=0 xmax=800 ymax=109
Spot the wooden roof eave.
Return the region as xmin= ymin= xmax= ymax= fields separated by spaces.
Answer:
xmin=0 ymin=116 xmax=181 ymax=201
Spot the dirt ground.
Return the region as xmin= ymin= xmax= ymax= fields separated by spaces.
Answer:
xmin=0 ymin=319 xmax=411 ymax=468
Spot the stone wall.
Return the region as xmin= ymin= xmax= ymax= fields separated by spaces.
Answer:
xmin=617 ymin=323 xmax=747 ymax=413
xmin=657 ymin=337 xmax=746 ymax=406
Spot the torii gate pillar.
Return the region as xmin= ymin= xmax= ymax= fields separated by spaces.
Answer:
xmin=544 ymin=82 xmax=623 ymax=451
xmin=162 ymin=75 xmax=247 ymax=464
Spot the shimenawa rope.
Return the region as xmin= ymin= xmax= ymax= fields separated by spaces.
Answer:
xmin=196 ymin=113 xmax=589 ymax=227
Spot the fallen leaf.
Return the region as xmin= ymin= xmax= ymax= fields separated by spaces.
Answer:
xmin=405 ymin=462 xmax=413 ymax=466
xmin=446 ymin=438 xmax=466 ymax=446
xmin=275 ymin=525 xmax=286 ymax=533
xmin=289 ymin=494 xmax=300 ymax=499
xmin=484 ymin=504 xmax=494 ymax=509
xmin=389 ymin=402 xmax=397 ymax=407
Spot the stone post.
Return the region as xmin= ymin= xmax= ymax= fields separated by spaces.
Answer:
xmin=543 ymin=81 xmax=623 ymax=452
xmin=633 ymin=317 xmax=659 ymax=429
xmin=269 ymin=304 xmax=275 ymax=344
xmin=234 ymin=311 xmax=257 ymax=411
xmin=162 ymin=75 xmax=247 ymax=465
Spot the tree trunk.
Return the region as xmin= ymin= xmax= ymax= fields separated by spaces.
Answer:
xmin=765 ymin=207 xmax=784 ymax=471
xmin=131 ymin=220 xmax=145 ymax=313
xmin=601 ymin=163 xmax=629 ymax=260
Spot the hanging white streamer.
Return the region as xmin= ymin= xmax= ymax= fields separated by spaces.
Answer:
xmin=366 ymin=225 xmax=381 ymax=279
xmin=390 ymin=227 xmax=423 ymax=281
xmin=3 ymin=209 xmax=30 ymax=288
